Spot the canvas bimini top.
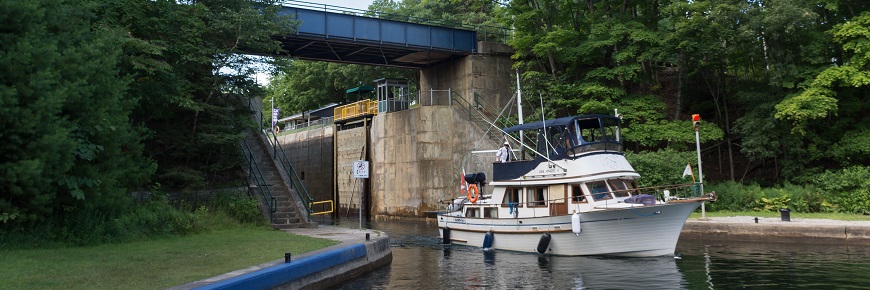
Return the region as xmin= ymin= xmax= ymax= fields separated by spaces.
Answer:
xmin=501 ymin=114 xmax=624 ymax=160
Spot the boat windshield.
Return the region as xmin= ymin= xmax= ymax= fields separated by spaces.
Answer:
xmin=499 ymin=114 xmax=623 ymax=162
xmin=569 ymin=116 xmax=622 ymax=156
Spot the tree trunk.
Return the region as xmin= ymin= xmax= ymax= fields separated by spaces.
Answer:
xmin=674 ymin=53 xmax=685 ymax=120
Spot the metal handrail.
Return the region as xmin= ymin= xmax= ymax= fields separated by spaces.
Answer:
xmin=473 ymin=91 xmax=516 ymax=129
xmin=451 ymin=91 xmax=513 ymax=144
xmin=266 ymin=131 xmax=316 ymax=221
xmin=244 ymin=97 xmax=319 ymax=221
xmin=280 ymin=0 xmax=512 ymax=44
xmin=240 ymin=140 xmax=277 ymax=222
xmin=334 ymin=99 xmax=378 ymax=122
xmin=309 ymin=200 xmax=334 ymax=216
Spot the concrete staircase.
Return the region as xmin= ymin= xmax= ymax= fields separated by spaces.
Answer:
xmin=243 ymin=133 xmax=312 ymax=229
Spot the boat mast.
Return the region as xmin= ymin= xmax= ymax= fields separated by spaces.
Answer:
xmin=516 ymin=70 xmax=524 ymax=160
xmin=540 ymin=93 xmax=551 ymax=159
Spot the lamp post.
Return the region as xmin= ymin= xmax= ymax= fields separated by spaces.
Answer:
xmin=692 ymin=114 xmax=707 ymax=220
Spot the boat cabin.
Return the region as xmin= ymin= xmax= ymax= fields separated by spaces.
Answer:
xmin=460 ymin=177 xmax=641 ymax=219
xmin=493 ymin=114 xmax=625 ymax=181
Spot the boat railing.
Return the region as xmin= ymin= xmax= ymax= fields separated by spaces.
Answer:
xmin=543 ymin=183 xmax=702 ymax=205
xmin=566 ymin=141 xmax=624 ymax=156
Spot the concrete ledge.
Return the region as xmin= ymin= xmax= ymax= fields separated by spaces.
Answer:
xmin=175 ymin=232 xmax=392 ymax=290
xmin=195 ymin=244 xmax=367 ymax=290
xmin=277 ymin=237 xmax=392 ymax=290
xmin=682 ymin=220 xmax=870 ymax=245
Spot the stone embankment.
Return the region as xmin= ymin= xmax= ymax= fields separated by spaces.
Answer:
xmin=682 ymin=216 xmax=870 ymax=244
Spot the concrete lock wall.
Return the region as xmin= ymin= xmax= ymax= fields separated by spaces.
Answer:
xmin=369 ymin=106 xmax=499 ymax=218
xmin=335 ymin=125 xmax=369 ymax=215
xmin=420 ymin=41 xmax=515 ymax=115
xmin=276 ymin=126 xmax=334 ymax=203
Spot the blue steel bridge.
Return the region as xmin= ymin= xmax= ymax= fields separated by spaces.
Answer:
xmin=274 ymin=1 xmax=490 ymax=69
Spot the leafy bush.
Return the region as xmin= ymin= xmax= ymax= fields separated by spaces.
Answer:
xmin=625 ymin=148 xmax=697 ymax=187
xmin=214 ymin=194 xmax=264 ymax=225
xmin=705 ymin=181 xmax=762 ymax=212
xmin=0 ymin=188 xmax=267 ymax=250
xmin=812 ymin=166 xmax=870 ymax=214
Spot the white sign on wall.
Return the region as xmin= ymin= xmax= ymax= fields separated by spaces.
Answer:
xmin=353 ymin=160 xmax=369 ymax=178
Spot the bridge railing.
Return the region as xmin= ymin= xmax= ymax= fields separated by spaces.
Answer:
xmin=281 ymin=0 xmax=512 ymax=45
xmin=283 ymin=116 xmax=333 ymax=133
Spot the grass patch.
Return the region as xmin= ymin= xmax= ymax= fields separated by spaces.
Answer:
xmin=689 ymin=210 xmax=870 ymax=221
xmin=0 ymin=227 xmax=338 ymax=289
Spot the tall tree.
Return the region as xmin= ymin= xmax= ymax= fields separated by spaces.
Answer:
xmin=97 ymin=0 xmax=293 ymax=190
xmin=1 ymin=0 xmax=154 ymax=224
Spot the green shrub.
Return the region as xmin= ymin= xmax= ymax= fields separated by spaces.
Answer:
xmin=705 ymin=181 xmax=761 ymax=212
xmin=215 ymin=194 xmax=264 ymax=225
xmin=625 ymin=148 xmax=697 ymax=187
xmin=812 ymin=166 xmax=870 ymax=214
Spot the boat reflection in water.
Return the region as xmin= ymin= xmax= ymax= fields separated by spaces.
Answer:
xmin=332 ymin=219 xmax=870 ymax=289
xmin=442 ymin=247 xmax=687 ymax=289
xmin=333 ymin=219 xmax=690 ymax=289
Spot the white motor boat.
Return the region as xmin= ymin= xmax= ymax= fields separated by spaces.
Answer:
xmin=437 ymin=114 xmax=716 ymax=257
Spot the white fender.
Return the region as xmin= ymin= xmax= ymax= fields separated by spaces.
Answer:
xmin=571 ymin=212 xmax=582 ymax=236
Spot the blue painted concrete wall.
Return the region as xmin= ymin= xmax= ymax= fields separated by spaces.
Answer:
xmin=195 ymin=244 xmax=367 ymax=290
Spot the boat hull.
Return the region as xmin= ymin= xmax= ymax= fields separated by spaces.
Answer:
xmin=437 ymin=201 xmax=701 ymax=257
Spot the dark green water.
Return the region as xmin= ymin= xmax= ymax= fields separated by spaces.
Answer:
xmin=330 ymin=219 xmax=870 ymax=289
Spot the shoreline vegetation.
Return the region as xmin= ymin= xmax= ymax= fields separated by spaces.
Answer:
xmin=0 ymin=227 xmax=337 ymax=290
xmin=2 ymin=210 xmax=868 ymax=289
xmin=689 ymin=211 xmax=870 ymax=222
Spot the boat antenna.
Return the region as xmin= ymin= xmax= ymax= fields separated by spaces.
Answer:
xmin=516 ymin=69 xmax=524 ymax=160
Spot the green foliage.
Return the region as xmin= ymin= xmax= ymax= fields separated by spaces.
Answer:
xmin=0 ymin=189 xmax=266 ymax=249
xmin=705 ymin=182 xmax=764 ymax=212
xmin=703 ymin=180 xmax=862 ymax=214
xmin=1 ymin=0 xmax=155 ymax=224
xmin=625 ymin=148 xmax=696 ymax=187
xmin=207 ymin=190 xmax=264 ymax=225
xmin=501 ymin=0 xmax=870 ymax=186
xmin=811 ymin=166 xmax=870 ymax=215
xmin=97 ymin=0 xmax=293 ymax=191
xmin=266 ymin=60 xmax=415 ymax=115
xmin=756 ymin=195 xmax=791 ymax=212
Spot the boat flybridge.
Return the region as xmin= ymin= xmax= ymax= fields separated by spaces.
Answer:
xmin=437 ymin=114 xmax=716 ymax=257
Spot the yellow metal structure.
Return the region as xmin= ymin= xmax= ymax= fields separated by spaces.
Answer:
xmin=309 ymin=200 xmax=334 ymax=216
xmin=334 ymin=99 xmax=378 ymax=122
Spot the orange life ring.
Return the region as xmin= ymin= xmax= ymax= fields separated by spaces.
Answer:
xmin=467 ymin=184 xmax=480 ymax=203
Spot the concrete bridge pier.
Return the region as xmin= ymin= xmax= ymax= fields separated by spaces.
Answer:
xmin=419 ymin=41 xmax=515 ymax=113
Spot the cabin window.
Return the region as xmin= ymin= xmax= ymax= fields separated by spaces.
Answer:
xmin=570 ymin=184 xmax=588 ymax=203
xmin=483 ymin=207 xmax=498 ymax=218
xmin=576 ymin=117 xmax=604 ymax=143
xmin=527 ymin=187 xmax=547 ymax=207
xmin=588 ymin=181 xmax=612 ymax=201
xmin=465 ymin=207 xmax=480 ymax=218
xmin=501 ymin=187 xmax=522 ymax=207
xmin=608 ymin=179 xmax=636 ymax=197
